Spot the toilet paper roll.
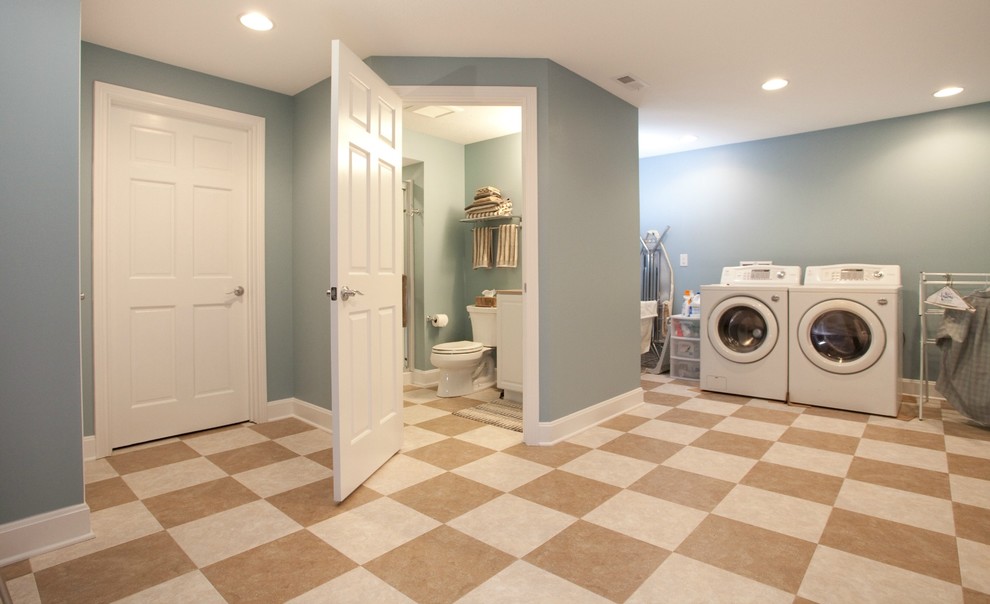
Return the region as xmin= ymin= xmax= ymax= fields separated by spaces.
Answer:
xmin=430 ymin=314 xmax=448 ymax=328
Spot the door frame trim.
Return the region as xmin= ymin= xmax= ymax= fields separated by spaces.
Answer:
xmin=92 ymin=82 xmax=268 ymax=458
xmin=393 ymin=85 xmax=539 ymax=441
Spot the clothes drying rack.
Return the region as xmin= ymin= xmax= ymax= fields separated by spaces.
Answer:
xmin=641 ymin=227 xmax=673 ymax=374
xmin=918 ymin=271 xmax=990 ymax=420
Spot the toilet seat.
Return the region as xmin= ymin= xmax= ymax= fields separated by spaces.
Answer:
xmin=432 ymin=340 xmax=483 ymax=355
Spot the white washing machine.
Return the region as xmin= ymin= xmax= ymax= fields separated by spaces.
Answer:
xmin=788 ymin=264 xmax=902 ymax=416
xmin=700 ymin=265 xmax=802 ymax=401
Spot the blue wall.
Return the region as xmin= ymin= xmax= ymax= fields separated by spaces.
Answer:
xmin=0 ymin=0 xmax=84 ymax=524
xmin=640 ymin=102 xmax=990 ymax=380
xmin=79 ymin=43 xmax=296 ymax=433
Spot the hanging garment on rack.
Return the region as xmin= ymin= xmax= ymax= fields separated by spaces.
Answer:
xmin=472 ymin=227 xmax=493 ymax=269
xmin=926 ymin=286 xmax=975 ymax=312
xmin=496 ymin=224 xmax=519 ymax=268
xmin=936 ymin=290 xmax=990 ymax=425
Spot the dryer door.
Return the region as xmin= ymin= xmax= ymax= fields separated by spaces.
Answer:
xmin=796 ymin=299 xmax=885 ymax=374
xmin=707 ymin=296 xmax=779 ymax=363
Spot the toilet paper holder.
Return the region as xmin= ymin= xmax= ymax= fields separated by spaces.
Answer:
xmin=426 ymin=313 xmax=448 ymax=327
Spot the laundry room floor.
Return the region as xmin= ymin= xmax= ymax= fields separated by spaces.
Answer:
xmin=2 ymin=376 xmax=989 ymax=603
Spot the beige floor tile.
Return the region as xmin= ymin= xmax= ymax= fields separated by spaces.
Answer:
xmin=168 ymin=499 xmax=300 ymax=567
xmin=113 ymin=571 xmax=226 ymax=604
xmin=511 ymin=469 xmax=621 ymax=517
xmin=713 ymin=415 xmax=789 ymax=441
xmin=598 ymin=433 xmax=683 ymax=464
xmin=628 ymin=553 xmax=794 ymax=604
xmin=863 ymin=424 xmax=947 ymax=450
xmin=202 ymin=530 xmax=356 ymax=603
xmin=680 ymin=397 xmax=742 ymax=416
xmin=404 ymin=438 xmax=495 ymax=470
xmin=390 ymin=472 xmax=501 ymax=522
xmin=206 ymin=439 xmax=298 ymax=475
xmin=401 ymin=388 xmax=442 ymax=404
xmin=275 ymin=427 xmax=333 ymax=455
xmin=629 ymin=418 xmax=707 ymax=445
xmin=676 ymin=515 xmax=817 ymax=593
xmin=713 ymin=484 xmax=832 ymax=542
xmin=523 ymin=520 xmax=670 ymax=603
xmin=502 ymin=440 xmax=591 ymax=467
xmin=798 ymin=546 xmax=964 ymax=604
xmin=33 ymin=532 xmax=195 ymax=604
xmin=663 ymin=446 xmax=757 ymax=482
xmin=415 ymin=413 xmax=487 ymax=436
xmin=691 ymin=430 xmax=774 ymax=459
xmin=847 ymin=456 xmax=952 ymax=499
xmin=868 ymin=414 xmax=946 ymax=435
xmin=122 ymin=457 xmax=227 ymax=499
xmin=835 ymin=479 xmax=955 ymax=535
xmin=957 ymin=538 xmax=990 ymax=595
xmin=600 ymin=413 xmax=650 ymax=432
xmin=791 ymin=413 xmax=868 ymax=437
xmin=267 ymin=481 xmax=380 ymax=527
xmin=423 ymin=395 xmax=481 ymax=413
xmin=947 ymin=452 xmax=990 ymax=480
xmin=30 ymin=500 xmax=163 ymax=571
xmin=643 ymin=391 xmax=690 ymax=407
xmin=954 ymin=502 xmax=990 ymax=545
xmin=950 ymin=474 xmax=990 ymax=509
xmin=740 ymin=461 xmax=844 ymax=506
xmin=454 ymin=424 xmax=524 ymax=450
xmin=658 ymin=407 xmax=726 ymax=429
xmin=630 ymin=465 xmax=735 ymax=512
xmin=400 ymin=424 xmax=449 ymax=451
xmin=463 ymin=387 xmax=502 ymax=402
xmin=182 ymin=426 xmax=269 ymax=456
xmin=945 ymin=435 xmax=990 ymax=460
xmin=761 ymin=441 xmax=853 ymax=477
xmin=365 ymin=525 xmax=515 ymax=604
xmin=458 ymin=560 xmax=612 ymax=604
xmin=107 ymin=441 xmax=203 ymax=476
xmin=85 ymin=476 xmax=138 ymax=512
xmin=731 ymin=404 xmax=800 ymax=426
xmin=779 ymin=426 xmax=861 ymax=454
xmin=287 ymin=567 xmax=416 ymax=604
xmin=249 ymin=417 xmax=314 ymax=439
xmin=802 ymin=405 xmax=872 ymax=423
xmin=626 ymin=401 xmax=670 ymax=418
xmin=560 ymin=449 xmax=657 ymax=488
xmin=142 ymin=477 xmax=260 ymax=529
xmin=565 ymin=425 xmax=623 ymax=448
xmin=83 ymin=458 xmax=118 ymax=484
xmin=820 ymin=508 xmax=960 ymax=583
xmin=308 ymin=497 xmax=440 ymax=565
xmin=856 ymin=438 xmax=949 ymax=473
xmin=233 ymin=455 xmax=331 ymax=498
xmin=584 ymin=489 xmax=707 ymax=551
xmin=748 ymin=399 xmax=804 ymax=414
xmin=452 ymin=451 xmax=552 ymax=492
xmin=5 ymin=572 xmax=39 ymax=604
xmin=361 ymin=454 xmax=445 ymax=495
xmin=401 ymin=404 xmax=450 ymax=425
xmin=652 ymin=382 xmax=701 ymax=398
xmin=447 ymin=494 xmax=576 ymax=558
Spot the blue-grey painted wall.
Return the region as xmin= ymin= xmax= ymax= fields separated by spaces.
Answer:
xmin=0 ymin=0 xmax=84 ymax=524
xmin=464 ymin=133 xmax=524 ymax=298
xmin=640 ymin=102 xmax=990 ymax=381
xmin=366 ymin=57 xmax=641 ymax=422
xmin=79 ymin=43 xmax=296 ymax=433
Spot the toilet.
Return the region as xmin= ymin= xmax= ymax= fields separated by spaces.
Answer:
xmin=431 ymin=305 xmax=497 ymax=397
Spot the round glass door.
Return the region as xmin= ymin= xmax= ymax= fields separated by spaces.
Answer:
xmin=707 ymin=296 xmax=778 ymax=363
xmin=797 ymin=300 xmax=885 ymax=374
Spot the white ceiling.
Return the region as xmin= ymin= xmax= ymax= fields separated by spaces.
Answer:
xmin=81 ymin=0 xmax=990 ymax=157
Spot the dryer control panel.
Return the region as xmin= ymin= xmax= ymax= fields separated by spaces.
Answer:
xmin=804 ymin=264 xmax=901 ymax=286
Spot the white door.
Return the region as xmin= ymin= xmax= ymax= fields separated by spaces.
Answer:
xmin=105 ymin=103 xmax=251 ymax=448
xmin=330 ymin=40 xmax=404 ymax=502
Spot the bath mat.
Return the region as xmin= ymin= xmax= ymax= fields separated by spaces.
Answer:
xmin=453 ymin=398 xmax=523 ymax=432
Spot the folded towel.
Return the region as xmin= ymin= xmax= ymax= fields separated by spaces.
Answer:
xmin=473 ymin=227 xmax=493 ymax=269
xmin=474 ymin=185 xmax=500 ymax=199
xmin=496 ymin=224 xmax=519 ymax=268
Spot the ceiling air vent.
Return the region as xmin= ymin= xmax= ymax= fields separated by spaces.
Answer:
xmin=615 ymin=74 xmax=648 ymax=91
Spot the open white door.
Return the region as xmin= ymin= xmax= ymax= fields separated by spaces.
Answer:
xmin=330 ymin=40 xmax=404 ymax=502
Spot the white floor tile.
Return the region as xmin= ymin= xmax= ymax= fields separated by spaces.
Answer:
xmin=628 ymin=553 xmax=793 ymax=604
xmin=713 ymin=484 xmax=833 ymax=542
xmin=584 ymin=490 xmax=706 ymax=551
xmin=169 ymin=500 xmax=299 ymax=567
xmin=308 ymin=498 xmax=439 ymax=565
xmin=458 ymin=560 xmax=611 ymax=604
xmin=447 ymin=494 xmax=575 ymax=558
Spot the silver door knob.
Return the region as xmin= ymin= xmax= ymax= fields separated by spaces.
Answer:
xmin=340 ymin=286 xmax=364 ymax=301
xmin=227 ymin=286 xmax=245 ymax=296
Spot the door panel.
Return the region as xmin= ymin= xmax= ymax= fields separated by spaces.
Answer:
xmin=330 ymin=40 xmax=404 ymax=502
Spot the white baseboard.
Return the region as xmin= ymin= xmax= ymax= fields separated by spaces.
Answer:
xmin=900 ymin=378 xmax=945 ymax=400
xmin=411 ymin=368 xmax=439 ymax=387
xmin=531 ymin=388 xmax=643 ymax=445
xmin=0 ymin=504 xmax=93 ymax=568
xmin=82 ymin=435 xmax=96 ymax=461
xmin=266 ymin=397 xmax=332 ymax=431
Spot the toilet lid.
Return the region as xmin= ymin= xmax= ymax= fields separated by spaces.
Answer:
xmin=432 ymin=340 xmax=483 ymax=354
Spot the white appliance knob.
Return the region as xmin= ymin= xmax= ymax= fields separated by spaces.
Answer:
xmin=873 ymin=270 xmax=883 ymax=279
xmin=776 ymin=271 xmax=785 ymax=279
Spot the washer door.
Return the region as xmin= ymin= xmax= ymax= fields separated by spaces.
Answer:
xmin=707 ymin=296 xmax=779 ymax=363
xmin=797 ymin=299 xmax=885 ymax=374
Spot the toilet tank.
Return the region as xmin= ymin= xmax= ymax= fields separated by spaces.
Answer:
xmin=466 ymin=305 xmax=497 ymax=346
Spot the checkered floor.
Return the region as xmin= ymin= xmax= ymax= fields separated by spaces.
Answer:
xmin=3 ymin=374 xmax=989 ymax=603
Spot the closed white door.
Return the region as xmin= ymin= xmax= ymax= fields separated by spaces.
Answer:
xmin=330 ymin=40 xmax=404 ymax=502
xmin=106 ymin=104 xmax=250 ymax=448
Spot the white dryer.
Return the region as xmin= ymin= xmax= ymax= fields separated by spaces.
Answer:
xmin=788 ymin=264 xmax=902 ymax=416
xmin=700 ymin=265 xmax=802 ymax=401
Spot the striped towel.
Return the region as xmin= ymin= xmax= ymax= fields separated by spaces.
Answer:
xmin=473 ymin=227 xmax=493 ymax=269
xmin=496 ymin=224 xmax=519 ymax=268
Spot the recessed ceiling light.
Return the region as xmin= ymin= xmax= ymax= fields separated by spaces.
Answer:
xmin=239 ymin=12 xmax=273 ymax=31
xmin=933 ymin=86 xmax=964 ymax=98
xmin=762 ymin=78 xmax=789 ymax=91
